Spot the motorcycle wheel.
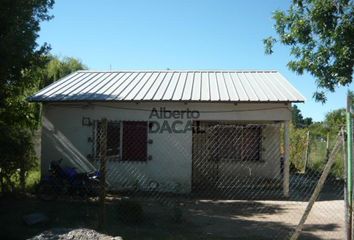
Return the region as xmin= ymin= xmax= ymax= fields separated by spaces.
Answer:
xmin=37 ymin=182 xmax=57 ymax=201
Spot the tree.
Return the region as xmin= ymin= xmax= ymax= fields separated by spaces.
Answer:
xmin=292 ymin=104 xmax=313 ymax=128
xmin=42 ymin=56 xmax=87 ymax=87
xmin=324 ymin=108 xmax=346 ymax=134
xmin=0 ymin=0 xmax=54 ymax=108
xmin=308 ymin=121 xmax=326 ymax=138
xmin=264 ymin=0 xmax=354 ymax=102
xmin=32 ymin=55 xmax=87 ymax=124
xmin=0 ymin=54 xmax=86 ymax=193
xmin=0 ymin=125 xmax=37 ymax=192
xmin=0 ymin=0 xmax=54 ymax=193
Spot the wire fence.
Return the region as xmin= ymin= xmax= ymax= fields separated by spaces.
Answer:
xmin=34 ymin=117 xmax=352 ymax=240
xmin=84 ymin=121 xmax=345 ymax=239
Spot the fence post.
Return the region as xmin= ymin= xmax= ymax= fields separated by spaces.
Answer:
xmin=98 ymin=118 xmax=107 ymax=231
xmin=342 ymin=127 xmax=349 ymax=240
xmin=303 ymin=131 xmax=310 ymax=173
xmin=326 ymin=132 xmax=330 ymax=160
xmin=283 ymin=121 xmax=290 ymax=197
xmin=290 ymin=132 xmax=343 ymax=240
xmin=346 ymin=94 xmax=353 ymax=240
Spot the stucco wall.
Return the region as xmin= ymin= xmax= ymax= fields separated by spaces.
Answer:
xmin=217 ymin=124 xmax=281 ymax=181
xmin=191 ymin=122 xmax=282 ymax=190
xmin=41 ymin=102 xmax=291 ymax=193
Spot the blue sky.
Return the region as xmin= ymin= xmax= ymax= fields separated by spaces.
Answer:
xmin=38 ymin=0 xmax=353 ymax=121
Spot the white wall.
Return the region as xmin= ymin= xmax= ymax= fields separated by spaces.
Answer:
xmin=191 ymin=122 xmax=282 ymax=190
xmin=41 ymin=102 xmax=291 ymax=193
xmin=217 ymin=124 xmax=282 ymax=182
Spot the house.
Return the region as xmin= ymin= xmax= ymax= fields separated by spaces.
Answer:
xmin=28 ymin=70 xmax=305 ymax=195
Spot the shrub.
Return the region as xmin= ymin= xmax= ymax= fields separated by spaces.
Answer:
xmin=289 ymin=125 xmax=308 ymax=172
xmin=0 ymin=124 xmax=37 ymax=193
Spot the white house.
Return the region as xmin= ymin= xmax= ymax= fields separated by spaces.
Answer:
xmin=29 ymin=70 xmax=305 ymax=195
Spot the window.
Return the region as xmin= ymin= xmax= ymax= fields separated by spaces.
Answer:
xmin=122 ymin=121 xmax=148 ymax=161
xmin=241 ymin=126 xmax=262 ymax=161
xmin=215 ymin=126 xmax=242 ymax=161
xmin=95 ymin=121 xmax=121 ymax=160
xmin=93 ymin=120 xmax=148 ymax=162
xmin=212 ymin=125 xmax=262 ymax=162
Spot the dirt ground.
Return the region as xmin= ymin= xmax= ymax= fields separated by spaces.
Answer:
xmin=182 ymin=199 xmax=344 ymax=240
xmin=0 ymin=195 xmax=344 ymax=240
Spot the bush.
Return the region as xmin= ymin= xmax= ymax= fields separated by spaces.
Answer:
xmin=289 ymin=124 xmax=345 ymax=178
xmin=0 ymin=124 xmax=37 ymax=193
xmin=289 ymin=125 xmax=308 ymax=172
xmin=115 ymin=199 xmax=144 ymax=224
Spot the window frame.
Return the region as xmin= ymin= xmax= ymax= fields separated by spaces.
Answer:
xmin=92 ymin=120 xmax=149 ymax=162
xmin=93 ymin=120 xmax=122 ymax=161
xmin=210 ymin=124 xmax=263 ymax=162
xmin=240 ymin=125 xmax=263 ymax=162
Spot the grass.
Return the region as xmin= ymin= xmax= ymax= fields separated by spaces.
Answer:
xmin=3 ymin=169 xmax=41 ymax=194
xmin=308 ymin=140 xmax=344 ymax=179
xmin=290 ymin=136 xmax=344 ymax=179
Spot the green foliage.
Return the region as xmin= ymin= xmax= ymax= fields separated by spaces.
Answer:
xmin=0 ymin=0 xmax=54 ymax=193
xmin=265 ymin=0 xmax=354 ymax=102
xmin=308 ymin=122 xmax=326 ymax=138
xmin=41 ymin=56 xmax=87 ymax=87
xmin=289 ymin=125 xmax=345 ymax=178
xmin=0 ymin=0 xmax=86 ymax=194
xmin=308 ymin=139 xmax=327 ymax=170
xmin=25 ymin=170 xmax=41 ymax=192
xmin=292 ymin=105 xmax=313 ymax=128
xmin=0 ymin=0 xmax=54 ymax=107
xmin=324 ymin=108 xmax=346 ymax=134
xmin=289 ymin=124 xmax=308 ymax=171
xmin=0 ymin=124 xmax=38 ymax=193
xmin=289 ymin=105 xmax=347 ymax=178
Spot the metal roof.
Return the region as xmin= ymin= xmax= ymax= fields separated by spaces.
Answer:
xmin=28 ymin=70 xmax=305 ymax=103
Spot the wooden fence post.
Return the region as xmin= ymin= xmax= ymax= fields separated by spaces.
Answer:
xmin=290 ymin=131 xmax=343 ymax=240
xmin=283 ymin=121 xmax=290 ymax=197
xmin=303 ymin=131 xmax=310 ymax=173
xmin=98 ymin=118 xmax=107 ymax=231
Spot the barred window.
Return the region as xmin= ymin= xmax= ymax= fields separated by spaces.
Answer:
xmin=93 ymin=120 xmax=148 ymax=162
xmin=213 ymin=125 xmax=262 ymax=162
xmin=95 ymin=121 xmax=121 ymax=160
xmin=242 ymin=126 xmax=262 ymax=161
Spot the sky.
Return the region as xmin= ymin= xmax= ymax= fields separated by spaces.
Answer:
xmin=37 ymin=0 xmax=353 ymax=121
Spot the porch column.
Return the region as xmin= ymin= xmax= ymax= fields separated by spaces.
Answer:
xmin=283 ymin=120 xmax=290 ymax=197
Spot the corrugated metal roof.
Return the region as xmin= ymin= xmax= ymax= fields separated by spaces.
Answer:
xmin=28 ymin=70 xmax=305 ymax=102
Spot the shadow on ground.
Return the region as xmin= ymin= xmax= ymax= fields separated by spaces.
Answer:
xmin=0 ymin=195 xmax=341 ymax=240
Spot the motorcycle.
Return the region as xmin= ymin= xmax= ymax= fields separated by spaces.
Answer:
xmin=37 ymin=159 xmax=101 ymax=201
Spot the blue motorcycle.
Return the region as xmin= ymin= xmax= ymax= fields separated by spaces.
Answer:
xmin=37 ymin=159 xmax=101 ymax=201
